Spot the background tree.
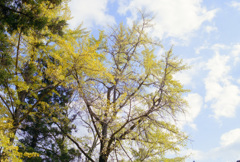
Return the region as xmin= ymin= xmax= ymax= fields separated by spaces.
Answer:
xmin=0 ymin=0 xmax=68 ymax=134
xmin=18 ymin=85 xmax=81 ymax=161
xmin=0 ymin=0 xmax=64 ymax=34
xmin=68 ymin=15 xmax=188 ymax=162
xmin=0 ymin=0 xmax=106 ymax=161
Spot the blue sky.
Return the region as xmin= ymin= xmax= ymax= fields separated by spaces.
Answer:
xmin=68 ymin=0 xmax=240 ymax=161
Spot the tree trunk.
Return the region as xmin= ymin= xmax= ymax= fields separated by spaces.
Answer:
xmin=99 ymin=123 xmax=109 ymax=162
xmin=99 ymin=153 xmax=108 ymax=162
xmin=10 ymin=120 xmax=18 ymax=143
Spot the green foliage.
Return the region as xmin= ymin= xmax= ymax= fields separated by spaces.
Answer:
xmin=0 ymin=0 xmax=64 ymax=34
xmin=0 ymin=31 xmax=13 ymax=85
xmin=18 ymin=86 xmax=81 ymax=161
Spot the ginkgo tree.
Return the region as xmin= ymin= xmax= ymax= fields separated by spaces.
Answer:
xmin=67 ymin=14 xmax=189 ymax=162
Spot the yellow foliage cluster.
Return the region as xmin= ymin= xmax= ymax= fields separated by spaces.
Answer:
xmin=0 ymin=118 xmax=39 ymax=161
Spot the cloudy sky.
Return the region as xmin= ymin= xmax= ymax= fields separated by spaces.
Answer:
xmin=68 ymin=0 xmax=240 ymax=161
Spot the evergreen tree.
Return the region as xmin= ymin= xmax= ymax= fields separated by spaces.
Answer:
xmin=18 ymin=85 xmax=81 ymax=161
xmin=0 ymin=0 xmax=65 ymax=34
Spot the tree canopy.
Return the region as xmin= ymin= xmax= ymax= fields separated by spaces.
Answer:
xmin=67 ymin=15 xmax=188 ymax=162
xmin=0 ymin=1 xmax=189 ymax=161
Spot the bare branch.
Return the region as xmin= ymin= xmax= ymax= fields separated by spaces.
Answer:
xmin=55 ymin=123 xmax=95 ymax=162
xmin=0 ymin=95 xmax=13 ymax=117
xmin=15 ymin=30 xmax=22 ymax=76
xmin=118 ymin=139 xmax=133 ymax=162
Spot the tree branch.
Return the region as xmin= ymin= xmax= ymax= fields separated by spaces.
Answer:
xmin=0 ymin=95 xmax=13 ymax=117
xmin=15 ymin=30 xmax=22 ymax=75
xmin=55 ymin=123 xmax=95 ymax=162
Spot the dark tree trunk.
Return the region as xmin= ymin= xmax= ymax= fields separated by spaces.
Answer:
xmin=30 ymin=119 xmax=40 ymax=148
xmin=99 ymin=123 xmax=109 ymax=162
xmin=99 ymin=153 xmax=108 ymax=162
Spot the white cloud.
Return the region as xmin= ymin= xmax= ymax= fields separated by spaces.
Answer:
xmin=204 ymin=51 xmax=240 ymax=118
xmin=230 ymin=1 xmax=240 ymax=11
xmin=205 ymin=25 xmax=217 ymax=33
xmin=178 ymin=93 xmax=203 ymax=129
xmin=220 ymin=128 xmax=240 ymax=146
xmin=211 ymin=84 xmax=240 ymax=118
xmin=238 ymin=78 xmax=240 ymax=84
xmin=205 ymin=54 xmax=230 ymax=86
xmin=188 ymin=129 xmax=240 ymax=162
xmin=195 ymin=44 xmax=208 ymax=54
xmin=195 ymin=43 xmax=240 ymax=119
xmin=118 ymin=0 xmax=217 ymax=41
xmin=211 ymin=43 xmax=229 ymax=52
xmin=68 ymin=0 xmax=115 ymax=28
xmin=231 ymin=44 xmax=240 ymax=64
xmin=195 ymin=43 xmax=229 ymax=55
